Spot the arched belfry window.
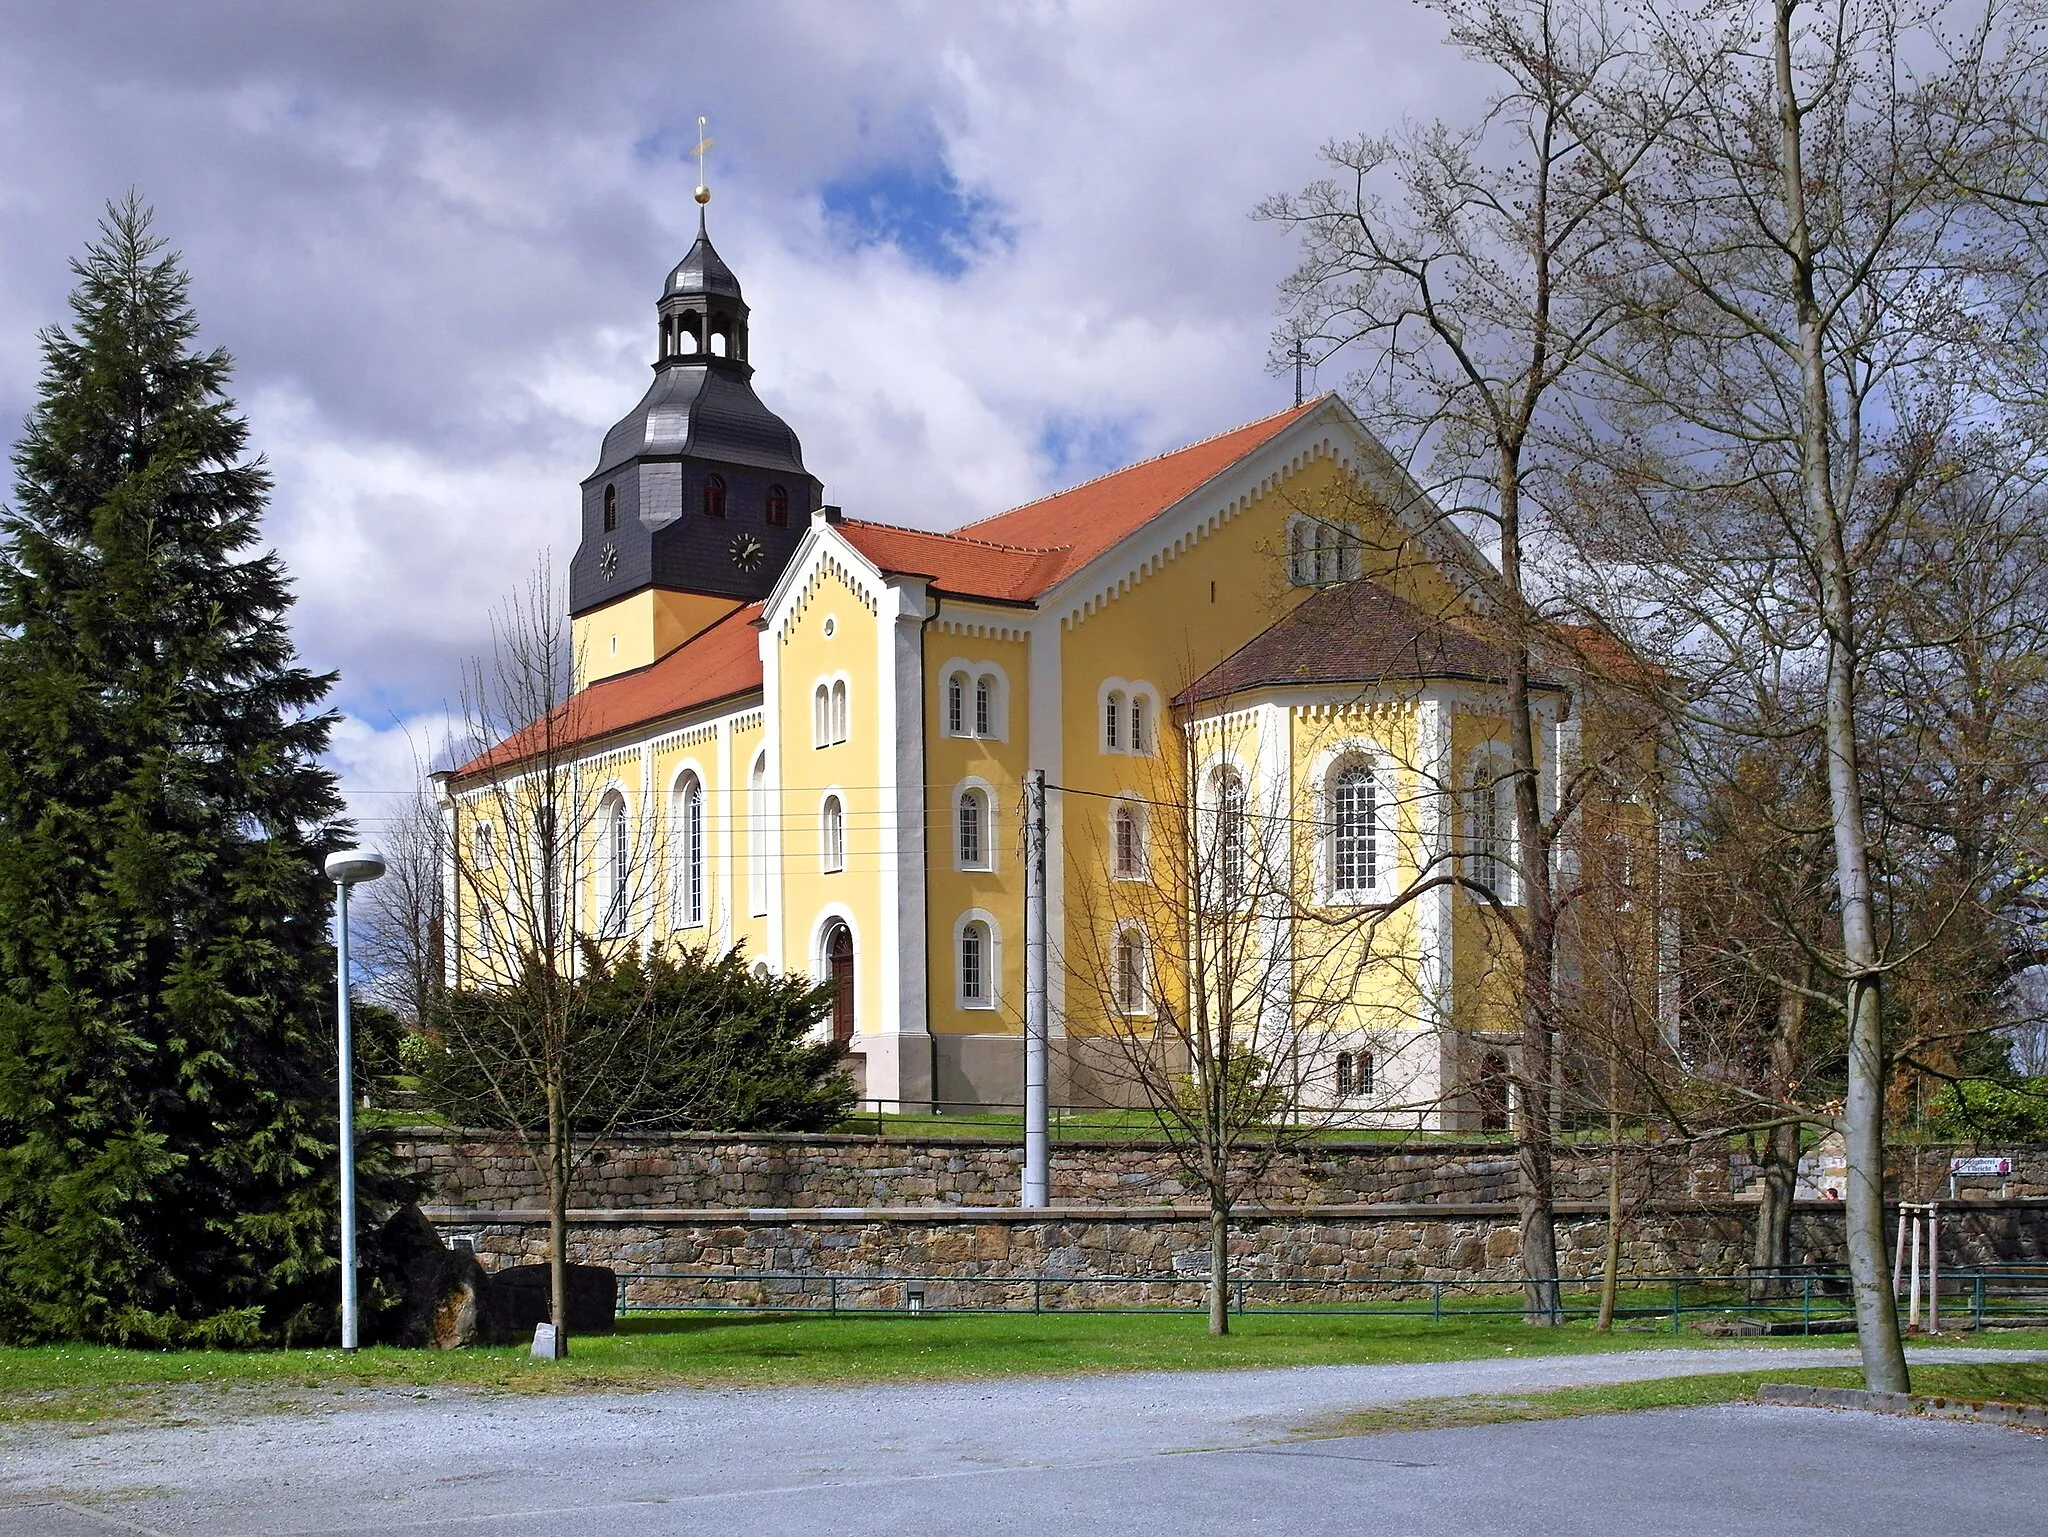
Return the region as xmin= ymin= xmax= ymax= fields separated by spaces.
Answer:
xmin=766 ymin=484 xmax=789 ymax=526
xmin=602 ymin=483 xmax=618 ymax=533
xmin=710 ymin=329 xmax=729 ymax=358
xmin=676 ymin=313 xmax=701 ymax=355
xmin=702 ymin=474 xmax=727 ymax=519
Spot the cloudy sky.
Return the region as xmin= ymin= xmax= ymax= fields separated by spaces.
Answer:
xmin=0 ymin=0 xmax=1484 ymax=837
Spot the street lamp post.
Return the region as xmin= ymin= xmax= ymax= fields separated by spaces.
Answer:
xmin=325 ymin=848 xmax=387 ymax=1353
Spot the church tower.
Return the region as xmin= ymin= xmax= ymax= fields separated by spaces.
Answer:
xmin=569 ymin=195 xmax=822 ymax=687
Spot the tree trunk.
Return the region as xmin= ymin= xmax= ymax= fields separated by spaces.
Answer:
xmin=547 ymin=1076 xmax=570 ymax=1358
xmin=1208 ymin=1199 xmax=1231 ymax=1337
xmin=1751 ymin=1125 xmax=1799 ymax=1298
xmin=1598 ymin=1055 xmax=1622 ymax=1331
xmin=1769 ymin=0 xmax=1907 ymax=1394
xmin=1750 ymin=987 xmax=1804 ymax=1299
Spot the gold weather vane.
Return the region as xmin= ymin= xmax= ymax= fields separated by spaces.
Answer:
xmin=693 ymin=117 xmax=714 ymax=206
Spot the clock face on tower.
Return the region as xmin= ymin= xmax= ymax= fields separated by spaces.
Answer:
xmin=728 ymin=532 xmax=764 ymax=572
xmin=598 ymin=541 xmax=619 ymax=580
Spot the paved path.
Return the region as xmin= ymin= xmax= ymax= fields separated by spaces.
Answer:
xmin=3 ymin=1346 xmax=2043 ymax=1536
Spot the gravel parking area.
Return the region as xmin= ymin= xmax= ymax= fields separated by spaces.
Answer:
xmin=2 ymin=1346 xmax=2042 ymax=1535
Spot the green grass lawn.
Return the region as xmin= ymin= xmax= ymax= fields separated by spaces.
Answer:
xmin=1309 ymin=1361 xmax=2048 ymax=1438
xmin=9 ymin=1309 xmax=2035 ymax=1427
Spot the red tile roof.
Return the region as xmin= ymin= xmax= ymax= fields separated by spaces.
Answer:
xmin=457 ymin=399 xmax=1332 ymax=769
xmin=455 ymin=602 xmax=763 ymax=777
xmin=838 ymin=398 xmax=1328 ymax=603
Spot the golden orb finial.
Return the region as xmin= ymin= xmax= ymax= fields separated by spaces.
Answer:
xmin=692 ymin=116 xmax=715 ymax=210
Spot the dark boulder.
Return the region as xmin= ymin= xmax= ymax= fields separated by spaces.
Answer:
xmin=372 ymin=1205 xmax=509 ymax=1349
xmin=491 ymin=1263 xmax=619 ymax=1337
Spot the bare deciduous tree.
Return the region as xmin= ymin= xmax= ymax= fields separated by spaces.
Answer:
xmin=1565 ymin=0 xmax=2048 ymax=1390
xmin=1259 ymin=0 xmax=1667 ymax=1322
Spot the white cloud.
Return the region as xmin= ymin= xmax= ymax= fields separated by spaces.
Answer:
xmin=0 ymin=0 xmax=1489 ymax=802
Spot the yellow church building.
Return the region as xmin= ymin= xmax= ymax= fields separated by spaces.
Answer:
xmin=442 ymin=208 xmax=1607 ymax=1128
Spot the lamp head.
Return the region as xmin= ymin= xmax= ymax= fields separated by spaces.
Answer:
xmin=324 ymin=849 xmax=388 ymax=887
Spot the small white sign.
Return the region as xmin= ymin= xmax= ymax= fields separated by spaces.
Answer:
xmin=1949 ymin=1156 xmax=2013 ymax=1177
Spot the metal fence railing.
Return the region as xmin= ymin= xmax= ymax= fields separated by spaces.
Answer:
xmin=610 ymin=1264 xmax=2048 ymax=1333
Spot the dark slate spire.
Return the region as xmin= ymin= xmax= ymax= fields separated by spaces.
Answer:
xmin=569 ymin=191 xmax=822 ymax=619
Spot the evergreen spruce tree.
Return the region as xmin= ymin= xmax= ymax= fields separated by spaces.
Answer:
xmin=0 ymin=195 xmax=377 ymax=1345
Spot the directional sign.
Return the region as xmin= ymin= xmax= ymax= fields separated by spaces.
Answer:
xmin=1949 ymin=1156 xmax=2013 ymax=1176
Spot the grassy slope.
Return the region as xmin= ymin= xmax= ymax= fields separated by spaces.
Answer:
xmin=1310 ymin=1362 xmax=2048 ymax=1438
xmin=6 ymin=1311 xmax=2041 ymax=1426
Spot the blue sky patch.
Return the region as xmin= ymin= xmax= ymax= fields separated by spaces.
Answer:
xmin=820 ymin=160 xmax=1011 ymax=278
xmin=1036 ymin=413 xmax=1142 ymax=487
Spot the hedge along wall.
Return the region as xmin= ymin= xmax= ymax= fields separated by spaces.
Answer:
xmin=418 ymin=1199 xmax=2048 ymax=1309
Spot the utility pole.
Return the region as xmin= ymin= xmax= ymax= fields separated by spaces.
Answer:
xmin=1023 ymin=769 xmax=1049 ymax=1207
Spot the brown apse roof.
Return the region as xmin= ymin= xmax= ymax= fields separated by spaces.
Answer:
xmin=1180 ymin=579 xmax=1558 ymax=707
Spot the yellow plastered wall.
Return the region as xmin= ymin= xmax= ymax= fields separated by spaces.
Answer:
xmin=1285 ymin=698 xmax=1429 ymax=1033
xmin=1448 ymin=706 xmax=1531 ymax=1039
xmin=1053 ymin=453 xmax=1465 ymax=1035
xmin=924 ymin=628 xmax=1033 ymax=1035
xmin=572 ymin=589 xmax=743 ymax=688
xmin=773 ymin=563 xmax=886 ymax=1033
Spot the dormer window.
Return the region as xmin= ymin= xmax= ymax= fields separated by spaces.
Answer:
xmin=767 ymin=484 xmax=789 ymax=526
xmin=602 ymin=483 xmax=618 ymax=533
xmin=703 ymin=474 xmax=727 ymax=519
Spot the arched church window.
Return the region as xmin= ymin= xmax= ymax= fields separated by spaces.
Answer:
xmin=1112 ymin=803 xmax=1145 ymax=879
xmin=672 ymin=773 xmax=704 ymax=929
xmin=821 ymin=795 xmax=845 ymax=873
xmin=602 ymin=483 xmax=618 ymax=533
xmin=702 ymin=474 xmax=727 ymax=519
xmin=830 ymin=680 xmax=849 ymax=743
xmin=975 ymin=676 xmax=993 ymax=738
xmin=947 ymin=672 xmax=967 ymax=736
xmin=1330 ymin=758 xmax=1381 ymax=898
xmin=766 ymin=485 xmax=789 ymax=526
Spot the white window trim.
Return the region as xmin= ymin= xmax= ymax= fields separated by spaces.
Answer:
xmin=1308 ymin=742 xmax=1402 ymax=906
xmin=952 ymin=908 xmax=1003 ymax=1011
xmin=936 ymin=657 xmax=1011 ymax=741
xmin=668 ymin=761 xmax=709 ymax=930
xmin=1287 ymin=513 xmax=1363 ymax=587
xmin=819 ymin=787 xmax=847 ymax=874
xmin=1095 ymin=676 xmax=1162 ymax=757
xmin=595 ymin=785 xmax=632 ymax=939
xmin=1109 ymin=794 xmax=1148 ymax=881
xmin=1465 ymin=743 xmax=1521 ymax=908
xmin=953 ymin=775 xmax=998 ymax=872
xmin=1110 ymin=920 xmax=1154 ymax=1018
xmin=747 ymin=749 xmax=769 ymax=917
xmin=812 ymin=671 xmax=854 ymax=748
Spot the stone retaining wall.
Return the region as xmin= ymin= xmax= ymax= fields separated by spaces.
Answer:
xmin=399 ymin=1130 xmax=2048 ymax=1214
xmin=421 ymin=1199 xmax=2048 ymax=1310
